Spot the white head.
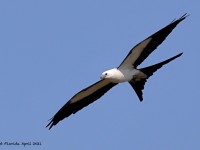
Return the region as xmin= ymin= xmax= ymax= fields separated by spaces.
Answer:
xmin=100 ymin=69 xmax=113 ymax=80
xmin=100 ymin=68 xmax=124 ymax=83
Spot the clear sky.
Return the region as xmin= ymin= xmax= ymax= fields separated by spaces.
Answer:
xmin=0 ymin=0 xmax=199 ymax=150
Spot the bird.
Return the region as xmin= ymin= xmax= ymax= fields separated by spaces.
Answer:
xmin=46 ymin=14 xmax=188 ymax=130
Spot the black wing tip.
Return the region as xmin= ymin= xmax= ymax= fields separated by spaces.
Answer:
xmin=179 ymin=13 xmax=189 ymax=22
xmin=179 ymin=13 xmax=189 ymax=19
xmin=46 ymin=118 xmax=55 ymax=130
xmin=172 ymin=13 xmax=189 ymax=24
xmin=180 ymin=13 xmax=190 ymax=19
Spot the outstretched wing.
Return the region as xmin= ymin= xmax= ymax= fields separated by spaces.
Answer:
xmin=118 ymin=14 xmax=188 ymax=69
xmin=46 ymin=79 xmax=117 ymax=129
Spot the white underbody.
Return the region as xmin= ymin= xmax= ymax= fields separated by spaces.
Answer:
xmin=101 ymin=68 xmax=147 ymax=83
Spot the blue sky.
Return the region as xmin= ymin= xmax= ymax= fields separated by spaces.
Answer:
xmin=0 ymin=0 xmax=199 ymax=150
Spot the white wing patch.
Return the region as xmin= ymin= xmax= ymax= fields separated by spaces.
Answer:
xmin=70 ymin=79 xmax=111 ymax=103
xmin=119 ymin=38 xmax=152 ymax=69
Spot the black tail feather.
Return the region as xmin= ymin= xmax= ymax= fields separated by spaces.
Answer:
xmin=140 ymin=52 xmax=183 ymax=78
xmin=129 ymin=53 xmax=183 ymax=101
xmin=129 ymin=79 xmax=147 ymax=101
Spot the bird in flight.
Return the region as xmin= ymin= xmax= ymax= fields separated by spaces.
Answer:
xmin=46 ymin=14 xmax=188 ymax=130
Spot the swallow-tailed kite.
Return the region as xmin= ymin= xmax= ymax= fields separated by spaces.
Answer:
xmin=46 ymin=14 xmax=187 ymax=129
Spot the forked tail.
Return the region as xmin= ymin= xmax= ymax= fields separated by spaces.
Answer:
xmin=129 ymin=53 xmax=183 ymax=101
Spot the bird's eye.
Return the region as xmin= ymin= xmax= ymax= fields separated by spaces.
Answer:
xmin=105 ymin=73 xmax=107 ymax=76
